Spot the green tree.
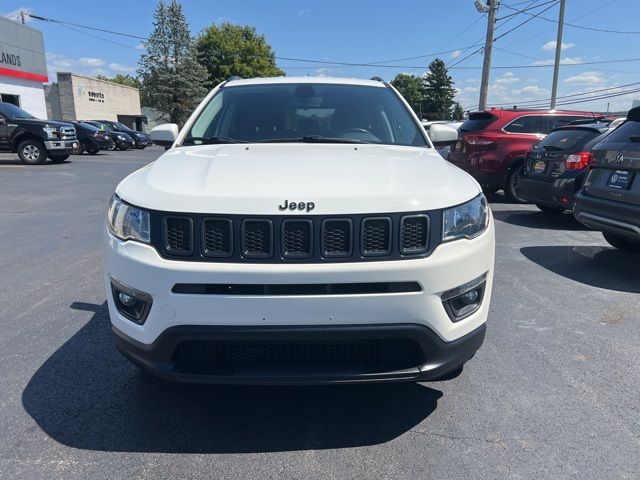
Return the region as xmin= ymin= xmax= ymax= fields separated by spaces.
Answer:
xmin=423 ymin=59 xmax=456 ymax=120
xmin=137 ymin=0 xmax=208 ymax=125
xmin=196 ymin=23 xmax=284 ymax=88
xmin=391 ymin=73 xmax=426 ymax=118
xmin=452 ymin=102 xmax=465 ymax=121
xmin=95 ymin=74 xmax=141 ymax=89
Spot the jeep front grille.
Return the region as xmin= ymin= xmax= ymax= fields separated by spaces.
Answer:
xmin=151 ymin=211 xmax=437 ymax=263
xmin=164 ymin=216 xmax=193 ymax=255
xmin=400 ymin=215 xmax=429 ymax=254
xmin=173 ymin=338 xmax=425 ymax=375
xmin=361 ymin=217 xmax=392 ymax=256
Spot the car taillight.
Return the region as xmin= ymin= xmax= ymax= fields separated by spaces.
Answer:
xmin=466 ymin=136 xmax=493 ymax=146
xmin=565 ymin=151 xmax=592 ymax=170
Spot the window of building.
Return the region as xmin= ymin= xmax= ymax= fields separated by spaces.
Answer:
xmin=0 ymin=94 xmax=20 ymax=107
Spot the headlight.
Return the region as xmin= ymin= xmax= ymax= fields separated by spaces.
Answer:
xmin=42 ymin=127 xmax=58 ymax=139
xmin=442 ymin=194 xmax=489 ymax=242
xmin=117 ymin=134 xmax=126 ymax=140
xmin=107 ymin=195 xmax=150 ymax=243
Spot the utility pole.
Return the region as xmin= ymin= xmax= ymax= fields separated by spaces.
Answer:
xmin=550 ymin=0 xmax=566 ymax=110
xmin=478 ymin=0 xmax=498 ymax=111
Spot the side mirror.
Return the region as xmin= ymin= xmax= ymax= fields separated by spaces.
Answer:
xmin=429 ymin=124 xmax=458 ymax=148
xmin=150 ymin=123 xmax=179 ymax=147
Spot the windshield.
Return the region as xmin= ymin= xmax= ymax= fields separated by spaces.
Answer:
xmin=114 ymin=121 xmax=133 ymax=131
xmin=184 ymin=83 xmax=427 ymax=147
xmin=0 ymin=102 xmax=35 ymax=119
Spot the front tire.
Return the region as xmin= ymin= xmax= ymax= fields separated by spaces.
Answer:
xmin=17 ymin=139 xmax=47 ymax=165
xmin=603 ymin=232 xmax=640 ymax=253
xmin=48 ymin=153 xmax=70 ymax=163
xmin=86 ymin=147 xmax=99 ymax=155
xmin=504 ymin=162 xmax=527 ymax=203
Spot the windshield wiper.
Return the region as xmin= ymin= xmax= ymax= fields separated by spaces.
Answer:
xmin=182 ymin=136 xmax=247 ymax=145
xmin=260 ymin=135 xmax=370 ymax=144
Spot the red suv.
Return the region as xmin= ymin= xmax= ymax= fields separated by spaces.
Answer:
xmin=449 ymin=109 xmax=599 ymax=201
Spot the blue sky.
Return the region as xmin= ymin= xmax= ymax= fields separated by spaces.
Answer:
xmin=3 ymin=0 xmax=640 ymax=113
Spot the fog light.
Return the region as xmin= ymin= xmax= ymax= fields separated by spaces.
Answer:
xmin=442 ymin=273 xmax=487 ymax=322
xmin=118 ymin=292 xmax=136 ymax=307
xmin=110 ymin=276 xmax=152 ymax=324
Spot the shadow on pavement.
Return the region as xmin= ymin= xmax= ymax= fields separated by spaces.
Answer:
xmin=492 ymin=209 xmax=589 ymax=231
xmin=521 ymin=245 xmax=640 ymax=293
xmin=22 ymin=302 xmax=441 ymax=453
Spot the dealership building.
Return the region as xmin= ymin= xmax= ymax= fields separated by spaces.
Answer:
xmin=0 ymin=16 xmax=48 ymax=118
xmin=46 ymin=73 xmax=145 ymax=130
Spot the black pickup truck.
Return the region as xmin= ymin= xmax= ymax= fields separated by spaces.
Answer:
xmin=0 ymin=102 xmax=78 ymax=164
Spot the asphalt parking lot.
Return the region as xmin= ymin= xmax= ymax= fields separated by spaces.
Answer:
xmin=0 ymin=147 xmax=638 ymax=479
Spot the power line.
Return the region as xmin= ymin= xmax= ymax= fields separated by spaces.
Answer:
xmin=502 ymin=3 xmax=640 ymax=34
xmin=26 ymin=13 xmax=147 ymax=40
xmin=493 ymin=1 xmax=560 ymax=42
xmin=463 ymin=82 xmax=640 ymax=110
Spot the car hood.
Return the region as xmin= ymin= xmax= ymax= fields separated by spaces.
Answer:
xmin=116 ymin=144 xmax=481 ymax=215
xmin=14 ymin=118 xmax=74 ymax=129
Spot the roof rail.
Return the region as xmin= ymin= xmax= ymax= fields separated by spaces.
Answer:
xmin=227 ymin=76 xmax=242 ymax=82
xmin=370 ymin=76 xmax=385 ymax=83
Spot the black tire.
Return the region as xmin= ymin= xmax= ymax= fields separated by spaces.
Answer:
xmin=117 ymin=144 xmax=129 ymax=151
xmin=481 ymin=185 xmax=500 ymax=195
xmin=107 ymin=143 xmax=116 ymax=151
xmin=602 ymin=232 xmax=640 ymax=253
xmin=17 ymin=139 xmax=47 ymax=165
xmin=72 ymin=143 xmax=84 ymax=155
xmin=536 ymin=203 xmax=565 ymax=213
xmin=48 ymin=153 xmax=70 ymax=163
xmin=504 ymin=161 xmax=528 ymax=203
xmin=136 ymin=144 xmax=146 ymax=149
xmin=86 ymin=147 xmax=99 ymax=155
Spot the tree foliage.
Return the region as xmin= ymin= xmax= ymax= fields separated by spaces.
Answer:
xmin=195 ymin=23 xmax=284 ymax=88
xmin=391 ymin=73 xmax=426 ymax=118
xmin=391 ymin=58 xmax=457 ymax=120
xmin=137 ymin=0 xmax=208 ymax=125
xmin=95 ymin=74 xmax=141 ymax=89
xmin=453 ymin=102 xmax=465 ymax=121
xmin=423 ymin=59 xmax=456 ymax=120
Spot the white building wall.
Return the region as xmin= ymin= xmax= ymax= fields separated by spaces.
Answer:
xmin=0 ymin=75 xmax=47 ymax=119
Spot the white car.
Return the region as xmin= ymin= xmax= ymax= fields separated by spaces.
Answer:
xmin=104 ymin=76 xmax=495 ymax=384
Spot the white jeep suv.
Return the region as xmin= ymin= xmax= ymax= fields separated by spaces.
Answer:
xmin=104 ymin=76 xmax=495 ymax=384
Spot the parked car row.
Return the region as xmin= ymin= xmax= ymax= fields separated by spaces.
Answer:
xmin=0 ymin=101 xmax=152 ymax=164
xmin=449 ymin=108 xmax=613 ymax=201
xmin=451 ymin=105 xmax=639 ymax=253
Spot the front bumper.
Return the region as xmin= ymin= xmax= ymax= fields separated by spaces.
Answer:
xmin=574 ymin=191 xmax=640 ymax=239
xmin=104 ymin=218 xmax=494 ymax=383
xmin=113 ymin=322 xmax=486 ymax=384
xmin=44 ymin=140 xmax=77 ymax=151
xmin=517 ymin=171 xmax=584 ymax=209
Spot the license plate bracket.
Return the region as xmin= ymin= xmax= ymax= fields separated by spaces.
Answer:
xmin=607 ymin=170 xmax=633 ymax=190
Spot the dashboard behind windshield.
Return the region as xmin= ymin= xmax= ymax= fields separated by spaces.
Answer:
xmin=185 ymin=83 xmax=427 ymax=147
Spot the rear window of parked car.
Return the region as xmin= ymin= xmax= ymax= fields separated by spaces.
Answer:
xmin=599 ymin=120 xmax=640 ymax=144
xmin=533 ymin=129 xmax=601 ymax=151
xmin=459 ymin=112 xmax=497 ymax=133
